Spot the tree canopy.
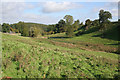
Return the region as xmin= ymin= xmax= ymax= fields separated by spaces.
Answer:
xmin=99 ymin=10 xmax=112 ymax=23
xmin=73 ymin=20 xmax=80 ymax=31
xmin=64 ymin=15 xmax=73 ymax=25
xmin=99 ymin=9 xmax=112 ymax=30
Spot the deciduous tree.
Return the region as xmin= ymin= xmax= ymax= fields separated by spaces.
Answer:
xmin=85 ymin=19 xmax=92 ymax=30
xmin=64 ymin=15 xmax=74 ymax=37
xmin=99 ymin=9 xmax=112 ymax=30
xmin=64 ymin=15 xmax=73 ymax=25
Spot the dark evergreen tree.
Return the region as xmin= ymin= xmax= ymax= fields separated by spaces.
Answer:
xmin=57 ymin=19 xmax=66 ymax=32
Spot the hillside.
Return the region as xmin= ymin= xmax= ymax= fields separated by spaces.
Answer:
xmin=100 ymin=22 xmax=119 ymax=41
xmin=1 ymin=2 xmax=119 ymax=79
xmin=17 ymin=22 xmax=49 ymax=27
xmin=1 ymin=31 xmax=119 ymax=78
xmin=23 ymin=22 xmax=49 ymax=31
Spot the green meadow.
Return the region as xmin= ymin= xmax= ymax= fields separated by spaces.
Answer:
xmin=1 ymin=31 xmax=119 ymax=78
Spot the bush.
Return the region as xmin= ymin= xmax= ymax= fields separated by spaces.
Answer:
xmin=66 ymin=26 xmax=74 ymax=37
xmin=29 ymin=27 xmax=40 ymax=37
xmin=66 ymin=30 xmax=74 ymax=37
xmin=21 ymin=27 xmax=29 ymax=37
xmin=21 ymin=26 xmax=41 ymax=37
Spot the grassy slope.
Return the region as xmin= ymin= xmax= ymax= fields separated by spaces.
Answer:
xmin=49 ymin=32 xmax=118 ymax=46
xmin=2 ymin=32 xmax=119 ymax=78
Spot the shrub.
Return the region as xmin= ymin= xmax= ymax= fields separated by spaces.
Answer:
xmin=66 ymin=26 xmax=74 ymax=37
xmin=29 ymin=27 xmax=40 ymax=37
xmin=21 ymin=26 xmax=29 ymax=37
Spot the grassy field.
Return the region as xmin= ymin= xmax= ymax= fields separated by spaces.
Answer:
xmin=1 ymin=31 xmax=119 ymax=78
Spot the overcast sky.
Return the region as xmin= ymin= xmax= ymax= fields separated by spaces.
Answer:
xmin=0 ymin=0 xmax=119 ymax=24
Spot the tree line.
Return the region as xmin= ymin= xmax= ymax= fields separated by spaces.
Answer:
xmin=45 ymin=9 xmax=113 ymax=37
xmin=1 ymin=9 xmax=117 ymax=37
xmin=1 ymin=22 xmax=48 ymax=37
